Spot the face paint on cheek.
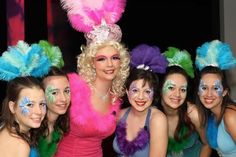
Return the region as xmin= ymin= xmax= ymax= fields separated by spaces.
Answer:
xmin=45 ymin=86 xmax=56 ymax=103
xmin=128 ymin=82 xmax=138 ymax=98
xmin=19 ymin=97 xmax=31 ymax=116
xmin=198 ymin=80 xmax=205 ymax=96
xmin=146 ymin=88 xmax=154 ymax=100
xmin=214 ymin=80 xmax=223 ymax=96
xmin=162 ymin=80 xmax=173 ymax=95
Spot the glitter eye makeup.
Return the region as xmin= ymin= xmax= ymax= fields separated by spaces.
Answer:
xmin=45 ymin=86 xmax=56 ymax=103
xmin=128 ymin=82 xmax=154 ymax=100
xmin=129 ymin=82 xmax=138 ymax=97
xmin=145 ymin=88 xmax=154 ymax=100
xmin=162 ymin=80 xmax=174 ymax=95
xmin=95 ymin=55 xmax=106 ymax=61
xmin=111 ymin=54 xmax=120 ymax=60
xmin=198 ymin=80 xmax=206 ymax=95
xmin=181 ymin=84 xmax=187 ymax=93
xmin=214 ymin=80 xmax=223 ymax=96
xmin=19 ymin=97 xmax=31 ymax=116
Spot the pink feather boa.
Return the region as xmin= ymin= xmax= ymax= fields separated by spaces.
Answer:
xmin=68 ymin=73 xmax=121 ymax=133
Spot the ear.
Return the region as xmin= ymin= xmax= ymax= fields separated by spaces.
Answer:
xmin=222 ymin=89 xmax=228 ymax=97
xmin=9 ymin=101 xmax=16 ymax=114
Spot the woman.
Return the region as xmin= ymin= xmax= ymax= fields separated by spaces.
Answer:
xmin=54 ymin=40 xmax=130 ymax=157
xmin=38 ymin=66 xmax=70 ymax=157
xmin=158 ymin=47 xmax=211 ymax=157
xmin=195 ymin=40 xmax=236 ymax=156
xmin=0 ymin=40 xmax=54 ymax=157
xmin=113 ymin=44 xmax=169 ymax=157
xmin=0 ymin=76 xmax=47 ymax=157
xmin=56 ymin=0 xmax=130 ymax=156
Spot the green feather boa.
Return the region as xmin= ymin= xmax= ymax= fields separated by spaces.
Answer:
xmin=38 ymin=129 xmax=62 ymax=157
xmin=167 ymin=126 xmax=191 ymax=153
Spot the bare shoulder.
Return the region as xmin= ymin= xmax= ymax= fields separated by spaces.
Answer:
xmin=0 ymin=132 xmax=30 ymax=157
xmin=224 ymin=105 xmax=236 ymax=128
xmin=15 ymin=139 xmax=30 ymax=157
xmin=150 ymin=107 xmax=167 ymax=125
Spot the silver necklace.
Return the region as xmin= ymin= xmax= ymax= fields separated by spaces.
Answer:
xmin=93 ymin=87 xmax=110 ymax=101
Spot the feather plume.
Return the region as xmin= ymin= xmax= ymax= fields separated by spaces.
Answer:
xmin=39 ymin=40 xmax=64 ymax=68
xmin=130 ymin=44 xmax=168 ymax=74
xmin=60 ymin=0 xmax=126 ymax=33
xmin=0 ymin=41 xmax=51 ymax=81
xmin=195 ymin=40 xmax=236 ymax=70
xmin=163 ymin=47 xmax=194 ymax=78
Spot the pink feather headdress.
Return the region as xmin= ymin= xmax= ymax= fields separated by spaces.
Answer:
xmin=61 ymin=0 xmax=126 ymax=45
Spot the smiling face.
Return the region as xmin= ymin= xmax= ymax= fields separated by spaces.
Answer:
xmin=9 ymin=87 xmax=46 ymax=132
xmin=161 ymin=73 xmax=187 ymax=109
xmin=93 ymin=45 xmax=121 ymax=82
xmin=43 ymin=75 xmax=70 ymax=116
xmin=198 ymin=73 xmax=227 ymax=110
xmin=127 ymin=79 xmax=154 ymax=111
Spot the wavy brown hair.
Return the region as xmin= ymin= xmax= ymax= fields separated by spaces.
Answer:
xmin=0 ymin=76 xmax=46 ymax=146
xmin=158 ymin=66 xmax=195 ymax=141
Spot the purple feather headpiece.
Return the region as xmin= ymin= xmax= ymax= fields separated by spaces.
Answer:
xmin=130 ymin=44 xmax=168 ymax=73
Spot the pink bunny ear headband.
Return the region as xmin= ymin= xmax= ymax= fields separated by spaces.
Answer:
xmin=60 ymin=0 xmax=126 ymax=45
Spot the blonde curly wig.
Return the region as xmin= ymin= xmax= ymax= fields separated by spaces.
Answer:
xmin=77 ymin=40 xmax=130 ymax=97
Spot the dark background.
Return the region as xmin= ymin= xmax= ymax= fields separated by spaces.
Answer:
xmin=0 ymin=0 xmax=220 ymax=156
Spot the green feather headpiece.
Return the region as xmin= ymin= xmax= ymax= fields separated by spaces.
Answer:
xmin=163 ymin=47 xmax=194 ymax=78
xmin=39 ymin=40 xmax=64 ymax=68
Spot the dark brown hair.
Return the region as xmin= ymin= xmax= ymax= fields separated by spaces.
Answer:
xmin=158 ymin=66 xmax=195 ymax=141
xmin=42 ymin=66 xmax=70 ymax=136
xmin=0 ymin=76 xmax=46 ymax=146
xmin=195 ymin=66 xmax=235 ymax=126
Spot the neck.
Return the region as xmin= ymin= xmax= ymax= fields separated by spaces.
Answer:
xmin=130 ymin=107 xmax=149 ymax=118
xmin=93 ymin=78 xmax=112 ymax=92
xmin=47 ymin=111 xmax=59 ymax=132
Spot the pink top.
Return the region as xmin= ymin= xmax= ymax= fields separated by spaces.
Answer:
xmin=54 ymin=73 xmax=121 ymax=157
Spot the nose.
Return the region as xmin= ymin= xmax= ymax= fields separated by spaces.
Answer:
xmin=137 ymin=92 xmax=144 ymax=99
xmin=59 ymin=92 xmax=67 ymax=102
xmin=34 ymin=105 xmax=43 ymax=115
xmin=206 ymin=89 xmax=213 ymax=97
xmin=107 ymin=58 xmax=113 ymax=67
xmin=175 ymin=90 xmax=181 ymax=97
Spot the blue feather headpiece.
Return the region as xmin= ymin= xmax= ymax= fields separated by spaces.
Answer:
xmin=130 ymin=44 xmax=168 ymax=74
xmin=0 ymin=41 xmax=52 ymax=81
xmin=195 ymin=40 xmax=236 ymax=71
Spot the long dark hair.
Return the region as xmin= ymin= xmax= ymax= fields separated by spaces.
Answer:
xmin=0 ymin=76 xmax=46 ymax=146
xmin=42 ymin=66 xmax=70 ymax=136
xmin=158 ymin=66 xmax=195 ymax=141
xmin=195 ymin=66 xmax=235 ymax=126
xmin=122 ymin=68 xmax=159 ymax=108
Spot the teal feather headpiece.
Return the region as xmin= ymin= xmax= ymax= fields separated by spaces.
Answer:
xmin=38 ymin=40 xmax=64 ymax=68
xmin=163 ymin=47 xmax=194 ymax=78
xmin=195 ymin=40 xmax=236 ymax=71
xmin=0 ymin=40 xmax=52 ymax=81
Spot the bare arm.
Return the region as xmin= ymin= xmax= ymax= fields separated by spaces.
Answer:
xmin=224 ymin=106 xmax=236 ymax=142
xmin=149 ymin=108 xmax=168 ymax=157
xmin=187 ymin=104 xmax=212 ymax=157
